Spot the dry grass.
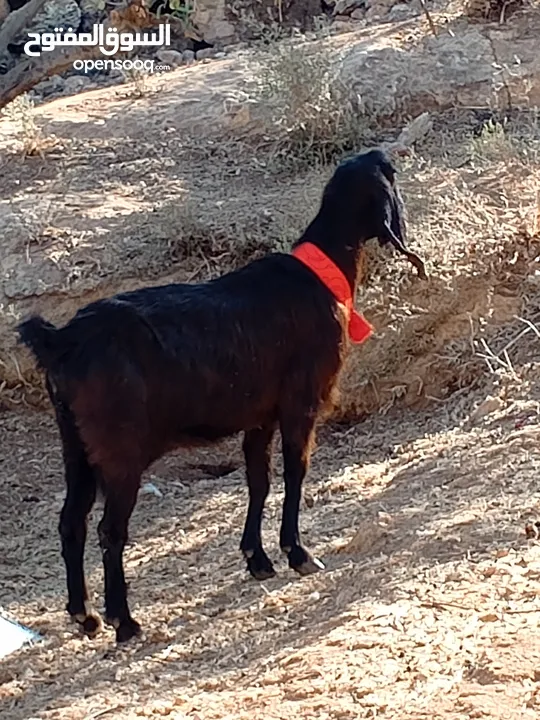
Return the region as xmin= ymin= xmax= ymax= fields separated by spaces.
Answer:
xmin=338 ymin=110 xmax=540 ymax=418
xmin=1 ymin=95 xmax=59 ymax=159
xmin=248 ymin=31 xmax=374 ymax=168
xmin=464 ymin=0 xmax=525 ymax=22
xmin=1 ymin=103 xmax=539 ymax=418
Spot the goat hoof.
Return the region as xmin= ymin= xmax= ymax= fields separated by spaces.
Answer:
xmin=70 ymin=609 xmax=103 ymax=639
xmin=114 ymin=617 xmax=142 ymax=643
xmin=244 ymin=548 xmax=276 ymax=580
xmin=81 ymin=612 xmax=103 ymax=638
xmin=286 ymin=546 xmax=325 ymax=576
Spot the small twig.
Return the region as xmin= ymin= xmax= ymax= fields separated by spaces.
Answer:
xmin=477 ymin=338 xmax=513 ymax=373
xmin=420 ymin=600 xmax=473 ymax=612
xmin=468 ymin=313 xmax=477 ymax=355
xmin=515 ymin=315 xmax=540 ymax=339
xmin=502 ymin=348 xmax=518 ymax=380
xmin=499 ymin=325 xmax=533 ymax=355
xmin=87 ymin=706 xmax=122 ymax=720
xmin=418 ymin=0 xmax=438 ymax=37
xmin=197 ymin=249 xmax=212 ymax=277
xmin=421 ymin=600 xmax=540 ymax=615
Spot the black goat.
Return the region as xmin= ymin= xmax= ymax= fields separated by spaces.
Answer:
xmin=17 ymin=149 xmax=426 ymax=643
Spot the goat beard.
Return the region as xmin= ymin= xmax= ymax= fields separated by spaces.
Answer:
xmin=377 ymin=225 xmax=427 ymax=280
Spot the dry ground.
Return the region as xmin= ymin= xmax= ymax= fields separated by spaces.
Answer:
xmin=2 ymin=361 xmax=540 ymax=719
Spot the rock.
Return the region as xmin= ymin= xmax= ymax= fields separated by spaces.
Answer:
xmin=156 ymin=49 xmax=184 ymax=68
xmin=182 ymin=49 xmax=196 ymax=64
xmin=332 ymin=17 xmax=357 ymax=31
xmin=0 ymin=215 xmax=34 ymax=248
xmin=381 ymin=141 xmax=411 ymax=157
xmin=141 ymin=482 xmax=164 ymax=499
xmin=351 ymin=7 xmax=366 ymax=18
xmin=388 ymin=2 xmax=415 ymax=20
xmin=397 ymin=112 xmax=433 ymax=147
xmin=196 ymin=48 xmax=216 ymax=61
xmin=0 ymin=51 xmax=11 ymax=75
xmin=192 ymin=0 xmax=236 ymax=44
xmin=34 ymin=75 xmax=65 ymax=97
xmin=470 ymin=395 xmax=503 ymax=423
xmin=79 ymin=0 xmax=106 ymax=10
xmin=63 ymin=75 xmax=91 ymax=96
xmin=2 ymin=254 xmax=65 ymax=299
xmin=334 ymin=0 xmax=364 ymax=14
xmin=336 ymin=520 xmax=387 ymax=555
xmin=205 ymin=20 xmax=236 ymax=43
xmin=341 ymin=30 xmax=498 ymax=118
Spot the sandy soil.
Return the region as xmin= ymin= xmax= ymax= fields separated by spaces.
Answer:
xmin=2 ymin=359 xmax=540 ymax=719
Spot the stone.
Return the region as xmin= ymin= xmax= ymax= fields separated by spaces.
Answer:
xmin=2 ymin=254 xmax=65 ymax=299
xmin=79 ymin=0 xmax=106 ymax=10
xmin=388 ymin=2 xmax=414 ymax=20
xmin=34 ymin=75 xmax=65 ymax=97
xmin=205 ymin=20 xmax=235 ymax=43
xmin=332 ymin=18 xmax=357 ymax=31
xmin=351 ymin=7 xmax=365 ymax=18
xmin=334 ymin=0 xmax=363 ymax=14
xmin=63 ymin=75 xmax=91 ymax=95
xmin=191 ymin=0 xmax=236 ymax=44
xmin=470 ymin=395 xmax=504 ymax=423
xmin=196 ymin=48 xmax=216 ymax=61
xmin=156 ymin=49 xmax=184 ymax=68
xmin=397 ymin=112 xmax=433 ymax=146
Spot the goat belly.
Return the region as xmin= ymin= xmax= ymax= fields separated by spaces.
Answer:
xmin=142 ymin=358 xmax=281 ymax=447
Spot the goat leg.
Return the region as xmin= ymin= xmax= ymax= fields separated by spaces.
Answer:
xmin=279 ymin=415 xmax=325 ymax=575
xmin=54 ymin=387 xmax=102 ymax=638
xmin=240 ymin=424 xmax=276 ymax=580
xmin=98 ymin=483 xmax=141 ymax=643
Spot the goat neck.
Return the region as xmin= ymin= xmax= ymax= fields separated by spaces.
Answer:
xmin=294 ymin=215 xmax=364 ymax=296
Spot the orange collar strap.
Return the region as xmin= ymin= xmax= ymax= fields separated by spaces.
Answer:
xmin=291 ymin=242 xmax=373 ymax=344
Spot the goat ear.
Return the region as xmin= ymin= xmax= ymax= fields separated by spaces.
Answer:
xmin=381 ymin=222 xmax=428 ymax=280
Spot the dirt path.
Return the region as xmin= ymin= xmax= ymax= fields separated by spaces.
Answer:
xmin=2 ymin=363 xmax=540 ymax=719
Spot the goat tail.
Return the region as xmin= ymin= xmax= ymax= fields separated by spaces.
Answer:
xmin=17 ymin=315 xmax=61 ymax=372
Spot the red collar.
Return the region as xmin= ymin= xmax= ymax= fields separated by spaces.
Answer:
xmin=291 ymin=242 xmax=373 ymax=344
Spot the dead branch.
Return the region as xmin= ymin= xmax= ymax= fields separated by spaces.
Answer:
xmin=418 ymin=0 xmax=438 ymax=37
xmin=0 ymin=45 xmax=108 ymax=112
